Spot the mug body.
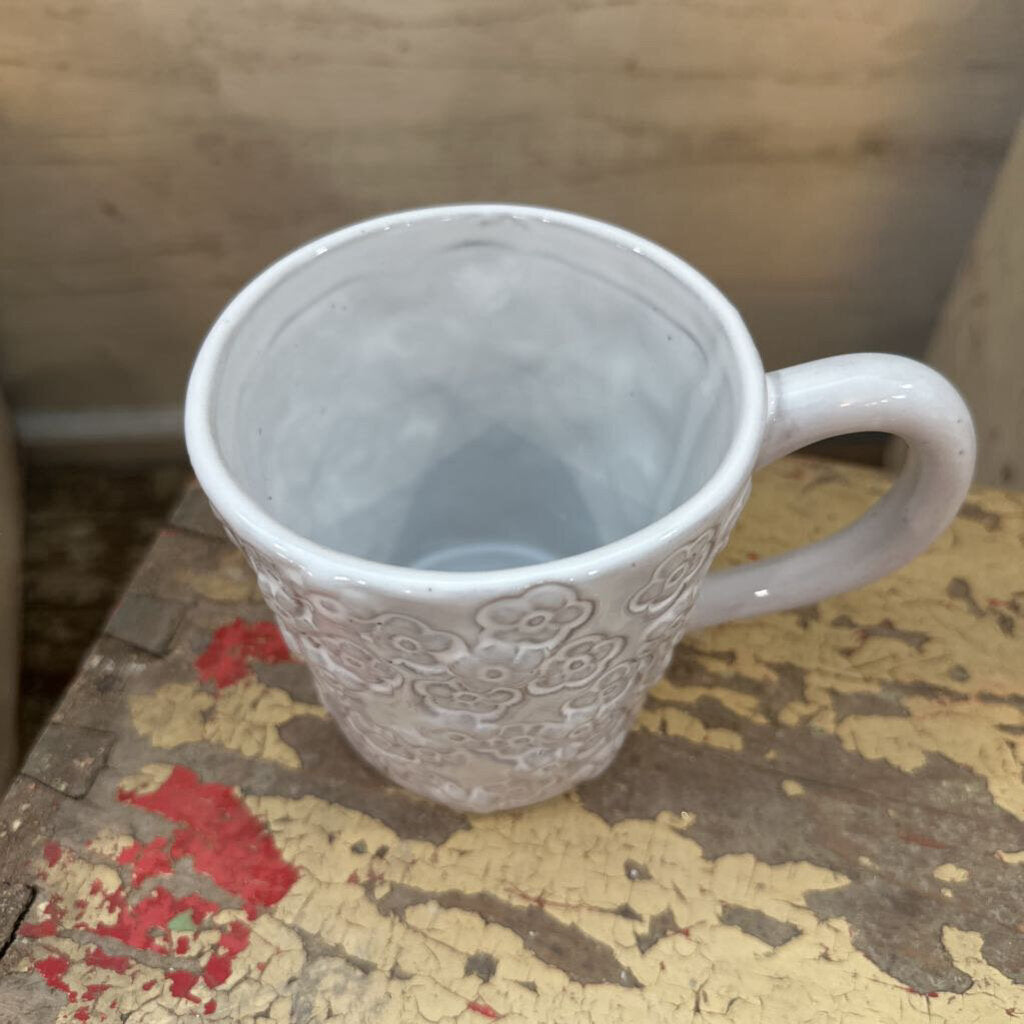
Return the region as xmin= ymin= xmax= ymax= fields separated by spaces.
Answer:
xmin=186 ymin=205 xmax=765 ymax=812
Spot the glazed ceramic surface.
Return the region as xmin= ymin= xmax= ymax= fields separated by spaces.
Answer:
xmin=186 ymin=205 xmax=975 ymax=812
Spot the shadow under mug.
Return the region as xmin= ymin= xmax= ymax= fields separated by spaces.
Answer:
xmin=186 ymin=205 xmax=975 ymax=813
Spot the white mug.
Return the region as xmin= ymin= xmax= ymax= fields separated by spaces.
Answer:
xmin=186 ymin=205 xmax=975 ymax=813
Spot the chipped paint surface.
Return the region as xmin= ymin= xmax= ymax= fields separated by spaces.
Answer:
xmin=131 ymin=676 xmax=327 ymax=769
xmin=4 ymin=461 xmax=1024 ymax=1021
xmin=934 ymin=864 xmax=970 ymax=884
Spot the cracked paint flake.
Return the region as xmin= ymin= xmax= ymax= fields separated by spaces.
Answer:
xmin=933 ymin=864 xmax=970 ymax=884
xmin=11 ymin=461 xmax=1024 ymax=1023
xmin=179 ymin=549 xmax=262 ymax=603
xmin=16 ymin=766 xmax=1024 ymax=1022
xmin=195 ymin=618 xmax=291 ymax=689
xmin=130 ymin=677 xmax=326 ymax=769
xmin=118 ymin=765 xmax=298 ymax=914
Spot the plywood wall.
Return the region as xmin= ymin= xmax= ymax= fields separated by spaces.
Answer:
xmin=1 ymin=0 xmax=1022 ymax=423
xmin=926 ymin=118 xmax=1024 ymax=489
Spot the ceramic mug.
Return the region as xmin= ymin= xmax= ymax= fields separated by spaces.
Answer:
xmin=186 ymin=205 xmax=975 ymax=813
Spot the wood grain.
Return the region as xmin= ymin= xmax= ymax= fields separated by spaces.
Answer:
xmin=2 ymin=1 xmax=1023 ymax=419
xmin=1 ymin=457 xmax=1023 ymax=1021
xmin=926 ymin=117 xmax=1024 ymax=489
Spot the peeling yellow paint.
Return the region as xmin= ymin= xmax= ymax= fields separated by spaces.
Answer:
xmin=131 ymin=677 xmax=326 ymax=768
xmin=120 ymin=762 xmax=174 ymax=796
xmin=661 ymin=684 xmax=766 ymax=723
xmin=636 ymin=704 xmax=743 ymax=752
xmin=180 ymin=548 xmax=261 ymax=602
xmin=130 ymin=681 xmax=212 ymax=748
xmin=835 ymin=699 xmax=1024 ymax=819
xmin=16 ymin=461 xmax=1024 ymax=1023
xmin=22 ymin=771 xmax=1023 ymax=1023
xmin=934 ymin=863 xmax=969 ymax=883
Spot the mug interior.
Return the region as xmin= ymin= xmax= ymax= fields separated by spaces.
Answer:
xmin=203 ymin=209 xmax=750 ymax=571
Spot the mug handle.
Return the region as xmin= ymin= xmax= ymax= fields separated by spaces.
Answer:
xmin=687 ymin=353 xmax=976 ymax=632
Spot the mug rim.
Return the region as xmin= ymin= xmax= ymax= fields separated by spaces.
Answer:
xmin=185 ymin=203 xmax=766 ymax=594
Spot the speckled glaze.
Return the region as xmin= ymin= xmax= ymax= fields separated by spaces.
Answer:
xmin=186 ymin=205 xmax=975 ymax=812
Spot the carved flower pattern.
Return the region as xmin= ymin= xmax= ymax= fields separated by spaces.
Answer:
xmin=413 ymin=679 xmax=523 ymax=721
xmin=308 ymin=592 xmax=360 ymax=627
xmin=301 ymin=635 xmax=404 ymax=695
xmin=528 ymin=633 xmax=625 ymax=695
xmin=640 ymin=612 xmax=686 ymax=651
xmin=476 ymin=583 xmax=592 ymax=647
xmin=479 ymin=723 xmax=545 ymax=762
xmin=560 ymin=660 xmax=639 ymax=718
xmin=259 ymin=580 xmax=315 ymax=631
xmin=215 ymin=480 xmax=750 ymax=811
xmin=337 ymin=704 xmax=454 ymax=769
xmin=358 ymin=614 xmax=464 ymax=673
xmin=449 ymin=642 xmax=543 ymax=689
xmin=628 ymin=526 xmax=716 ymax=617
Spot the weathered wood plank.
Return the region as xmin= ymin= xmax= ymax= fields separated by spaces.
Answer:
xmin=927 ymin=116 xmax=1024 ymax=488
xmin=2 ymin=1 xmax=1023 ymax=420
xmin=1 ymin=458 xmax=1022 ymax=1022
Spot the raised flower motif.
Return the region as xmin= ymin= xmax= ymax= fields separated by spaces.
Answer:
xmin=476 ymin=583 xmax=592 ymax=647
xmin=414 ymin=679 xmax=523 ymax=721
xmin=479 ymin=723 xmax=545 ymax=763
xmin=301 ymin=634 xmax=405 ymax=694
xmin=449 ymin=642 xmax=544 ymax=689
xmin=627 ymin=527 xmax=716 ymax=617
xmin=560 ymin=660 xmax=639 ymax=717
xmin=359 ymin=614 xmax=464 ymax=673
xmin=528 ymin=633 xmax=625 ymax=695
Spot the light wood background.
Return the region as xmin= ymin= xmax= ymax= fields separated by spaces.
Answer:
xmin=926 ymin=117 xmax=1023 ymax=490
xmin=1 ymin=0 xmax=1022 ymax=424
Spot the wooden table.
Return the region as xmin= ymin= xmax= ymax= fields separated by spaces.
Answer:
xmin=2 ymin=457 xmax=1022 ymax=1024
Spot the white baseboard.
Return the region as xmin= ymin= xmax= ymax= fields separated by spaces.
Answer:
xmin=15 ymin=406 xmax=184 ymax=447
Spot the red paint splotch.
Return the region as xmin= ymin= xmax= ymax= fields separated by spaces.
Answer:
xmin=84 ymin=947 xmax=131 ymax=974
xmin=467 ymin=1001 xmax=502 ymax=1019
xmin=140 ymin=979 xmax=157 ymax=992
xmin=20 ymin=896 xmax=64 ymax=938
xmin=119 ymin=765 xmax=298 ymax=914
xmin=166 ymin=969 xmax=202 ymax=1003
xmin=24 ymin=764 xmax=295 ymax=1015
xmin=73 ymin=1009 xmax=90 ymax=1023
xmin=43 ymin=841 xmax=63 ymax=867
xmin=202 ymin=954 xmax=232 ymax=990
xmin=86 ymin=884 xmax=218 ymax=954
xmin=117 ymin=835 xmax=173 ymax=887
xmin=203 ymin=920 xmax=250 ymax=989
xmin=218 ymin=920 xmax=250 ymax=955
xmin=33 ymin=955 xmax=75 ymax=999
xmin=196 ymin=618 xmax=290 ymax=688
